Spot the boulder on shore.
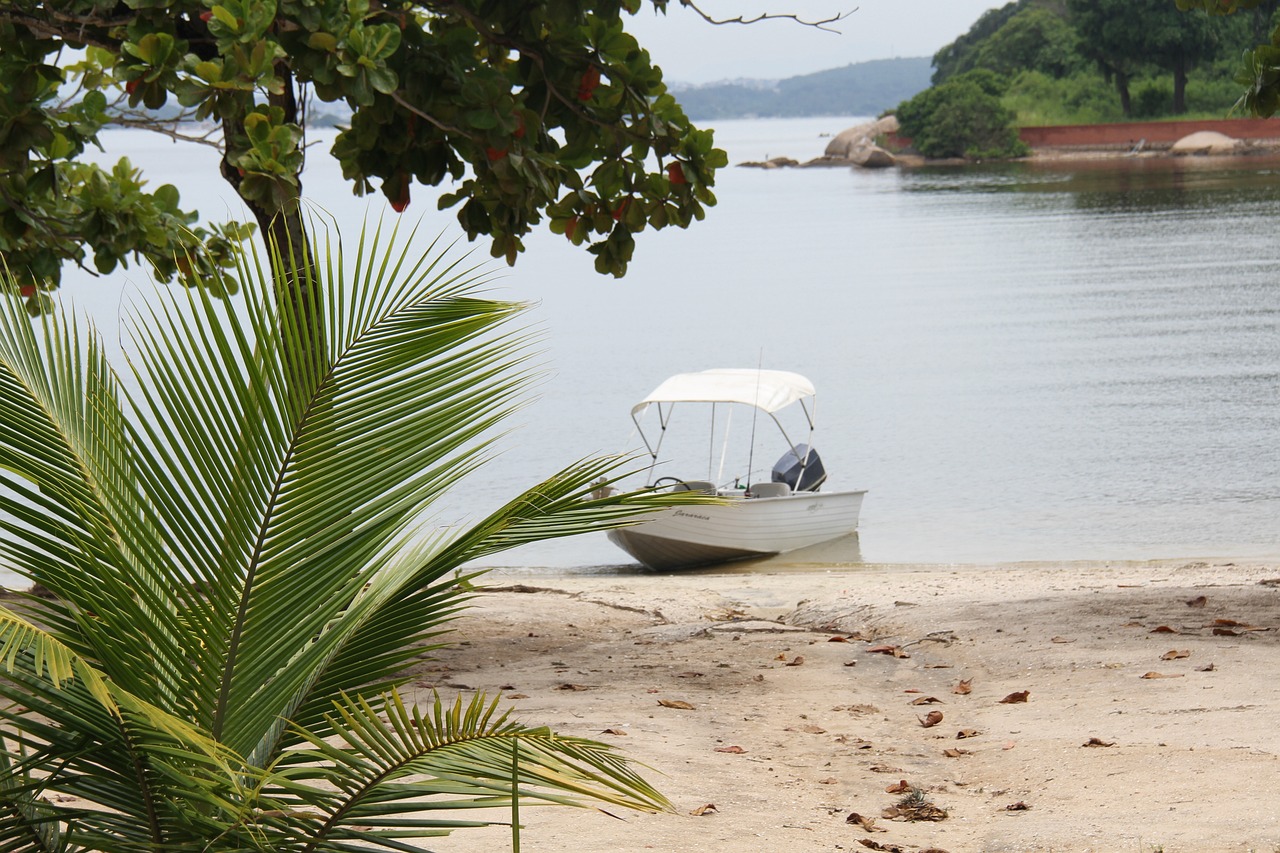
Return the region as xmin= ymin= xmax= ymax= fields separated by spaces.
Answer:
xmin=824 ymin=115 xmax=900 ymax=159
xmin=1170 ymin=131 xmax=1240 ymax=156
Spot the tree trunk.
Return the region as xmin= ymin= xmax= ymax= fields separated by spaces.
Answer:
xmin=1173 ymin=54 xmax=1188 ymax=115
xmin=218 ymin=79 xmax=326 ymax=386
xmin=1116 ymin=70 xmax=1132 ymax=118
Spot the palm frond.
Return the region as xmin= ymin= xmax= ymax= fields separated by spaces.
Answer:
xmin=265 ymin=692 xmax=668 ymax=852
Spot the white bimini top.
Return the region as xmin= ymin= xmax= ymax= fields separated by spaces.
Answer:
xmin=632 ymin=368 xmax=816 ymax=416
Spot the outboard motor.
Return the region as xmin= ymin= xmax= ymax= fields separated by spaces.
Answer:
xmin=771 ymin=443 xmax=827 ymax=492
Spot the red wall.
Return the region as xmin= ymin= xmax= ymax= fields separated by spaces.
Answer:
xmin=1017 ymin=118 xmax=1280 ymax=147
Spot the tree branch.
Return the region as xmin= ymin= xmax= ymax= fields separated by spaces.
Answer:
xmin=676 ymin=1 xmax=855 ymax=33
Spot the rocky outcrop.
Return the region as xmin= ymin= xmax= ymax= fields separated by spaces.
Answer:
xmin=819 ymin=115 xmax=899 ymax=168
xmin=1170 ymin=130 xmax=1241 ymax=156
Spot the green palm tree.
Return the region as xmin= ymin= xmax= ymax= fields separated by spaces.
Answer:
xmin=0 ymin=224 xmax=679 ymax=852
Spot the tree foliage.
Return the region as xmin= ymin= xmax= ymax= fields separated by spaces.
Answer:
xmin=930 ymin=0 xmax=1256 ymax=120
xmin=0 ymin=0 xmax=728 ymax=312
xmin=896 ymin=69 xmax=1029 ymax=160
xmin=1177 ymin=0 xmax=1280 ymax=116
xmin=0 ymin=224 xmax=693 ymax=851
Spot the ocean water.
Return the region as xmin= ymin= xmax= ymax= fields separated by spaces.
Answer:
xmin=11 ymin=117 xmax=1280 ymax=582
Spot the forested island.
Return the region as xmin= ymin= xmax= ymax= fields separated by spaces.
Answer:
xmin=689 ymin=0 xmax=1280 ymax=160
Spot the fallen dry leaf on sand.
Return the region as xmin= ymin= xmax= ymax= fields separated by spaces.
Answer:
xmin=785 ymin=655 xmax=805 ymax=666
xmin=1212 ymin=628 xmax=1240 ymax=636
xmin=1050 ymin=636 xmax=1075 ymax=644
xmin=689 ymin=803 xmax=717 ymax=816
xmin=999 ymin=690 xmax=1030 ymax=704
xmin=911 ymin=696 xmax=944 ymax=705
xmin=1197 ymin=662 xmax=1217 ymax=672
xmin=827 ymin=635 xmax=849 ymax=643
xmin=676 ymin=671 xmax=704 ymax=678
xmin=1005 ymin=801 xmax=1031 ymax=811
xmin=866 ymin=644 xmax=910 ymax=658
xmin=869 ymin=764 xmax=904 ymax=773
xmin=857 ymin=840 xmax=905 ymax=852
xmin=1140 ymin=672 xmax=1184 ymax=679
xmin=786 ymin=724 xmax=826 ymax=735
xmin=952 ymin=679 xmax=972 ymax=695
xmin=942 ymin=748 xmax=970 ymax=758
xmin=956 ymin=729 xmax=981 ymax=739
xmin=556 ymin=683 xmax=590 ymax=691
xmin=883 ymin=791 xmax=948 ymax=822
xmin=884 ymin=779 xmax=912 ymax=794
xmin=919 ymin=710 xmax=944 ymax=728
xmin=600 ymin=728 xmax=627 ymax=736
xmin=1149 ymin=625 xmax=1179 ymax=634
xmin=1186 ymin=595 xmax=1208 ymax=608
xmin=1161 ymin=649 xmax=1191 ymax=660
xmin=845 ymin=812 xmax=884 ymax=831
xmin=505 ymin=693 xmax=529 ymax=699
xmin=658 ymin=698 xmax=695 ymax=709
xmin=713 ymin=745 xmax=745 ymax=754
xmin=1083 ymin=737 xmax=1116 ymax=747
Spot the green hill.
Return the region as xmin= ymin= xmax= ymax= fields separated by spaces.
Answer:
xmin=670 ymin=57 xmax=933 ymax=120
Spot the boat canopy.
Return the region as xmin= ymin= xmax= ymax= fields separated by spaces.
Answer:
xmin=632 ymin=369 xmax=815 ymax=416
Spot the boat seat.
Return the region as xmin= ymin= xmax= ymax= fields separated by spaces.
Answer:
xmin=747 ymin=482 xmax=791 ymax=498
xmin=673 ymin=480 xmax=717 ymax=494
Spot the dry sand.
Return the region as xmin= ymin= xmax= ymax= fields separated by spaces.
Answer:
xmin=418 ymin=559 xmax=1280 ymax=853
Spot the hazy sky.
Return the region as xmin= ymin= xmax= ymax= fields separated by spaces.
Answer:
xmin=624 ymin=0 xmax=1001 ymax=84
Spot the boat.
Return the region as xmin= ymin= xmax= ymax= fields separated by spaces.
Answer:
xmin=606 ymin=368 xmax=866 ymax=570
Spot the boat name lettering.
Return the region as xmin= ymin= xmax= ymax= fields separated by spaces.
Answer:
xmin=673 ymin=509 xmax=712 ymax=521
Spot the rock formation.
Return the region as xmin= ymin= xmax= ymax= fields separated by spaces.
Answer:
xmin=1170 ymin=130 xmax=1241 ymax=156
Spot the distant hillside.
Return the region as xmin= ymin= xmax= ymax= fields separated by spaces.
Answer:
xmin=669 ymin=57 xmax=933 ymax=120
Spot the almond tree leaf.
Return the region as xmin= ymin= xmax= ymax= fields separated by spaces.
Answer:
xmin=1212 ymin=628 xmax=1239 ymax=637
xmin=1196 ymin=663 xmax=1216 ymax=672
xmin=956 ymin=729 xmax=980 ymax=739
xmin=601 ymin=728 xmax=627 ymax=736
xmin=999 ymin=690 xmax=1030 ymax=704
xmin=658 ymin=698 xmax=695 ymax=709
xmin=690 ymin=803 xmax=717 ymax=816
xmin=942 ymin=748 xmax=969 ymax=757
xmin=1050 ymin=636 xmax=1075 ymax=644
xmin=1161 ymin=649 xmax=1191 ymax=660
xmin=713 ymin=745 xmax=745 ymax=754
xmin=1140 ymin=671 xmax=1184 ymax=679
xmin=919 ymin=710 xmax=944 ymax=728
xmin=1082 ymin=737 xmax=1116 ymax=747
xmin=911 ymin=696 xmax=944 ymax=705
xmin=1150 ymin=626 xmax=1179 ymax=634
xmin=1005 ymin=801 xmax=1031 ymax=811
xmin=1185 ymin=595 xmax=1208 ymax=608
xmin=785 ymin=655 xmax=805 ymax=667
xmin=885 ymin=779 xmax=911 ymax=793
xmin=952 ymin=679 xmax=972 ymax=695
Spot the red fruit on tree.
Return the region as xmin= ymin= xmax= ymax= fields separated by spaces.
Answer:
xmin=667 ymin=162 xmax=687 ymax=185
xmin=577 ymin=67 xmax=601 ymax=102
xmin=485 ymin=146 xmax=507 ymax=162
xmin=199 ymin=10 xmax=212 ymax=21
xmin=125 ymin=79 xmax=140 ymax=95
xmin=390 ymin=174 xmax=411 ymax=212
xmin=611 ymin=197 xmax=631 ymax=221
xmin=19 ymin=285 xmax=36 ymax=298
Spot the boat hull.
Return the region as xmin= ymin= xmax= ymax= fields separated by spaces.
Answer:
xmin=607 ymin=489 xmax=866 ymax=570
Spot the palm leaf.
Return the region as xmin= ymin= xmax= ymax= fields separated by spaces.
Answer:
xmin=1 ymin=220 xmax=687 ymax=851
xmin=264 ymin=692 xmax=668 ymax=852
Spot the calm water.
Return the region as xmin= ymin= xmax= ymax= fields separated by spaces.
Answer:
xmin=22 ymin=118 xmax=1280 ymax=579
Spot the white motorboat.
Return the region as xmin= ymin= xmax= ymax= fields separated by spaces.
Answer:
xmin=606 ymin=368 xmax=866 ymax=570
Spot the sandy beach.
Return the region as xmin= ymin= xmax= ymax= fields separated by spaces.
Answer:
xmin=419 ymin=559 xmax=1280 ymax=853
